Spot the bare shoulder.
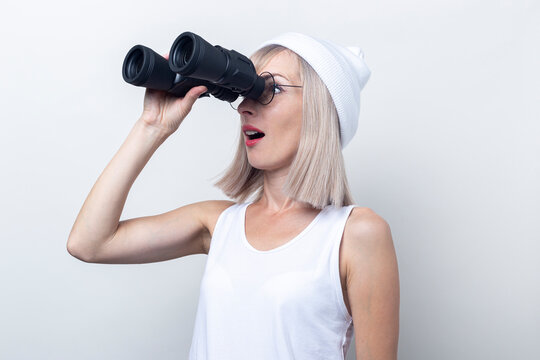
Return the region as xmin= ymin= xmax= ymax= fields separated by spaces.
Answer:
xmin=342 ymin=207 xmax=395 ymax=269
xmin=195 ymin=200 xmax=237 ymax=254
xmin=345 ymin=207 xmax=392 ymax=241
xmin=342 ymin=207 xmax=400 ymax=359
xmin=196 ymin=199 xmax=237 ymax=233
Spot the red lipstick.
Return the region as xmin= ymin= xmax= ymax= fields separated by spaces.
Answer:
xmin=242 ymin=124 xmax=265 ymax=147
xmin=242 ymin=125 xmax=264 ymax=133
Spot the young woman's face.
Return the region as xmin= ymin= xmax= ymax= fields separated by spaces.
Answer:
xmin=237 ymin=50 xmax=303 ymax=173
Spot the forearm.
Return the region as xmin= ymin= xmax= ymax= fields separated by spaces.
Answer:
xmin=67 ymin=119 xmax=169 ymax=259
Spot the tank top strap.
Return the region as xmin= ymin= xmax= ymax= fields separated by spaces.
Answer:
xmin=320 ymin=204 xmax=357 ymax=233
xmin=327 ymin=204 xmax=357 ymax=322
xmin=206 ymin=201 xmax=246 ymax=258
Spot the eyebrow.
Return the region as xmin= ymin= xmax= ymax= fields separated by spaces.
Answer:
xmin=272 ymin=73 xmax=291 ymax=82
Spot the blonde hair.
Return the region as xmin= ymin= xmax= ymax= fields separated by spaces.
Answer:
xmin=212 ymin=45 xmax=354 ymax=209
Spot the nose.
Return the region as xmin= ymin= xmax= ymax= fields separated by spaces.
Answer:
xmin=236 ymin=97 xmax=258 ymax=117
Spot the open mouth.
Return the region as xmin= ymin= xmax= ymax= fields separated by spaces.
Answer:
xmin=245 ymin=130 xmax=265 ymax=140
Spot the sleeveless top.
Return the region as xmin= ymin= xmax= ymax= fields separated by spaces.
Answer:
xmin=188 ymin=201 xmax=356 ymax=360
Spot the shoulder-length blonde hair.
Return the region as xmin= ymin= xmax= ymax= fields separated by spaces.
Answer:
xmin=212 ymin=45 xmax=354 ymax=209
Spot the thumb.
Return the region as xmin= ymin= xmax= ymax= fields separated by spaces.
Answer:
xmin=176 ymin=85 xmax=208 ymax=117
xmin=185 ymin=85 xmax=208 ymax=103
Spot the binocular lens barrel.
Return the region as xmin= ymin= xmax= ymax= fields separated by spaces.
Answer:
xmin=169 ymin=32 xmax=227 ymax=81
xmin=124 ymin=50 xmax=144 ymax=80
xmin=171 ymin=37 xmax=195 ymax=70
xmin=122 ymin=45 xmax=176 ymax=91
xmin=169 ymin=32 xmax=264 ymax=99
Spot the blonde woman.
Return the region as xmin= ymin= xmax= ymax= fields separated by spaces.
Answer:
xmin=67 ymin=33 xmax=400 ymax=360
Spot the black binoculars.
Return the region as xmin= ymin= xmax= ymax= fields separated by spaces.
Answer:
xmin=122 ymin=31 xmax=265 ymax=103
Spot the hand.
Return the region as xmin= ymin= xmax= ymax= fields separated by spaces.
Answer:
xmin=139 ymin=52 xmax=207 ymax=136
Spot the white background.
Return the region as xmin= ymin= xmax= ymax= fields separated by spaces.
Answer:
xmin=0 ymin=0 xmax=538 ymax=359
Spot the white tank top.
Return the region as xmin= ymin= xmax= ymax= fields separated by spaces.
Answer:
xmin=189 ymin=201 xmax=356 ymax=360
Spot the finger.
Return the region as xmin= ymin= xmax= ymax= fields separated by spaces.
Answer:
xmin=177 ymin=86 xmax=207 ymax=112
xmin=163 ymin=52 xmax=169 ymax=60
xmin=185 ymin=86 xmax=208 ymax=102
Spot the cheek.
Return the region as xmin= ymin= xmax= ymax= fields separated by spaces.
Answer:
xmin=288 ymin=103 xmax=303 ymax=140
xmin=278 ymin=109 xmax=303 ymax=150
xmin=264 ymin=97 xmax=303 ymax=149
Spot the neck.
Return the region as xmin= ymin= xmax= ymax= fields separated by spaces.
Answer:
xmin=254 ymin=167 xmax=311 ymax=214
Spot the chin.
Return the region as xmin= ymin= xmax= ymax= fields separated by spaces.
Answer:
xmin=247 ymin=160 xmax=269 ymax=171
xmin=246 ymin=145 xmax=296 ymax=171
xmin=248 ymin=158 xmax=293 ymax=173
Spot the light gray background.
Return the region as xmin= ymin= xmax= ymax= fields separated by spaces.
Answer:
xmin=0 ymin=0 xmax=538 ymax=359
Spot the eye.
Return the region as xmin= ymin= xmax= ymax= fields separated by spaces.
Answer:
xmin=273 ymin=84 xmax=284 ymax=95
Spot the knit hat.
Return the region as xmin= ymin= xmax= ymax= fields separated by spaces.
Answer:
xmin=256 ymin=32 xmax=371 ymax=149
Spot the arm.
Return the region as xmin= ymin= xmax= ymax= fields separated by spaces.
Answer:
xmin=67 ymin=119 xmax=168 ymax=262
xmin=67 ymin=71 xmax=208 ymax=263
xmin=69 ymin=199 xmax=234 ymax=264
xmin=345 ymin=211 xmax=400 ymax=359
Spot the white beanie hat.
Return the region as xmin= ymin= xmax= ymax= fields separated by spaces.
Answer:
xmin=256 ymin=32 xmax=371 ymax=149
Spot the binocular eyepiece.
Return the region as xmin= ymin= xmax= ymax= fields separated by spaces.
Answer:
xmin=122 ymin=32 xmax=265 ymax=103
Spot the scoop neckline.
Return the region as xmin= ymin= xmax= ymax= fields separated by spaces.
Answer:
xmin=241 ymin=201 xmax=328 ymax=254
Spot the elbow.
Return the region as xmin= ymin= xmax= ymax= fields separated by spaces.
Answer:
xmin=66 ymin=238 xmax=94 ymax=263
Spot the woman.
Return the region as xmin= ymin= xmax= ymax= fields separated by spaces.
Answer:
xmin=67 ymin=32 xmax=400 ymax=360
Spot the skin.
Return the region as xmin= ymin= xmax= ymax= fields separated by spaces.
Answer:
xmin=237 ymin=50 xmax=400 ymax=359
